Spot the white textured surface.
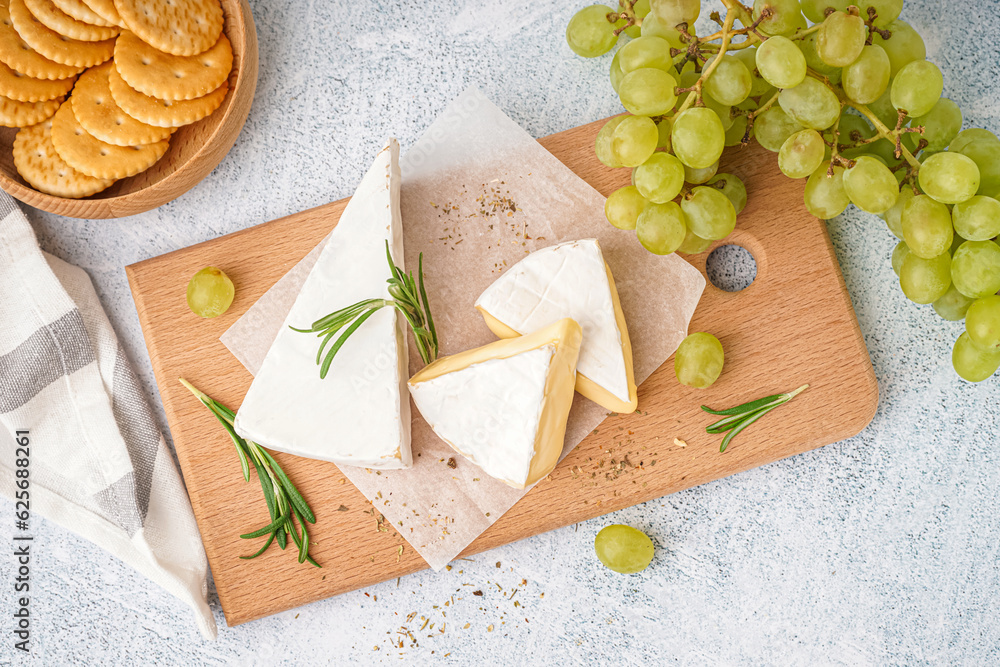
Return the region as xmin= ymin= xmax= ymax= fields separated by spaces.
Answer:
xmin=4 ymin=0 xmax=999 ymax=663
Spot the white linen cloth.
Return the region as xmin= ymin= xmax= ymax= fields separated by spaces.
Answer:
xmin=0 ymin=193 xmax=216 ymax=640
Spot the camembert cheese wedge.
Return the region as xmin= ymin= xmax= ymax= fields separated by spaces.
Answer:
xmin=234 ymin=139 xmax=412 ymax=468
xmin=474 ymin=239 xmax=638 ymax=413
xmin=408 ymin=318 xmax=582 ymax=489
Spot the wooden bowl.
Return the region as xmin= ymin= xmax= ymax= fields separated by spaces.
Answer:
xmin=0 ymin=0 xmax=258 ymax=219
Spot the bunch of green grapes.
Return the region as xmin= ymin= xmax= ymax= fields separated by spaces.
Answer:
xmin=567 ymin=0 xmax=1000 ymax=382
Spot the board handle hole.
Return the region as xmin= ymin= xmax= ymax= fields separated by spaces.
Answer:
xmin=706 ymin=244 xmax=757 ymax=293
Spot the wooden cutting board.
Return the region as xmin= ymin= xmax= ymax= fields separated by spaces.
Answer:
xmin=125 ymin=118 xmax=878 ymax=627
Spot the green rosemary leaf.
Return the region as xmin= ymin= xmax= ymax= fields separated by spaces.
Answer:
xmin=256 ymin=448 xmax=316 ymax=523
xmin=240 ymin=515 xmax=288 ymax=539
xmin=249 ymin=452 xmax=278 ymax=524
xmin=719 ymin=404 xmax=780 ymax=453
xmin=418 ymin=253 xmax=437 ymax=352
xmin=239 ymin=531 xmax=275 ymax=560
xmin=706 ymin=402 xmax=782 ymax=433
xmin=320 ymin=307 xmax=380 ymax=378
xmin=701 ymin=393 xmax=785 ymax=416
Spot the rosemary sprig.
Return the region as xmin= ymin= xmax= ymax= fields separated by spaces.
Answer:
xmin=179 ymin=379 xmax=320 ymax=567
xmin=702 ymin=384 xmax=809 ymax=453
xmin=292 ymin=241 xmax=437 ymax=378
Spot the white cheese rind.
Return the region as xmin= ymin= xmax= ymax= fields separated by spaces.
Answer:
xmin=474 ymin=239 xmax=629 ymax=403
xmin=408 ymin=345 xmax=554 ymax=487
xmin=234 ymin=139 xmax=411 ymax=468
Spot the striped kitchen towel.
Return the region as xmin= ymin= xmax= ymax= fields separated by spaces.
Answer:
xmin=0 ymin=194 xmax=216 ymax=640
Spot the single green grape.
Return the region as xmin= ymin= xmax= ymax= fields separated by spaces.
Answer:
xmin=605 ymin=185 xmax=648 ymax=230
xmin=952 ymin=331 xmax=1000 ymax=382
xmin=677 ymin=227 xmax=713 ymax=254
xmin=900 ymin=194 xmax=953 ymax=258
xmin=949 ymin=128 xmax=1000 ymax=154
xmin=816 ymin=10 xmax=866 ymax=68
xmin=872 ymin=20 xmax=926 ymax=77
xmin=933 ymin=284 xmax=976 ymax=322
xmin=566 ymin=5 xmax=620 ymax=58
xmin=675 ymin=332 xmax=725 ymax=388
xmin=804 ymin=161 xmax=850 ymax=219
xmin=800 ymin=0 xmax=849 ymax=23
xmin=753 ymin=0 xmax=804 ymax=36
xmin=779 ymin=77 xmax=841 ymax=130
xmin=681 ymin=186 xmax=737 ymax=240
xmin=755 ymin=35 xmax=807 ymax=90
xmin=618 ymin=35 xmax=673 ymax=74
xmin=956 ymin=139 xmax=1000 ymax=196
xmin=918 ymin=152 xmax=980 ymax=205
xmin=187 ymin=267 xmax=235 ymax=318
xmin=656 ymin=118 xmax=673 ymax=150
xmin=704 ymin=55 xmax=752 ymax=106
xmin=650 ymin=0 xmax=700 ymax=27
xmin=612 ymin=115 xmax=660 ymax=168
xmin=910 ymin=98 xmax=962 ymax=153
xmin=891 ymin=240 xmax=910 ymax=276
xmin=595 ymin=116 xmax=626 ymax=168
xmin=610 ymin=49 xmax=625 ymax=93
xmin=618 ymin=68 xmax=678 ymax=117
xmin=636 ymin=201 xmax=687 ymax=254
xmin=779 ymin=129 xmax=826 ymax=179
xmin=708 ymin=173 xmax=748 ymax=214
xmin=725 ymin=114 xmax=750 ymax=146
xmin=754 ymin=106 xmax=804 ymax=152
xmin=671 ymin=107 xmax=725 ymax=169
xmin=734 ymin=47 xmax=777 ymax=98
xmin=634 ymin=152 xmax=686 ymax=203
xmin=899 ymin=251 xmax=952 ymax=304
xmin=890 ymin=60 xmax=944 ymax=117
xmin=640 ymin=10 xmax=692 ymax=48
xmin=842 ymin=44 xmax=891 ymax=104
xmin=623 ymin=0 xmax=650 ymax=38
xmin=594 ymin=524 xmax=655 ymax=574
xmin=684 ymin=160 xmax=719 ymax=185
xmin=867 ymin=86 xmax=900 ymax=130
xmin=843 ymin=155 xmax=899 ymax=214
xmin=966 ymin=295 xmax=1000 ymax=350
xmin=952 ymin=195 xmax=1000 ymax=241
xmin=881 ymin=186 xmax=913 ymax=240
xmin=796 ymin=31 xmax=839 ymax=77
xmin=951 ymin=241 xmax=1000 ymax=299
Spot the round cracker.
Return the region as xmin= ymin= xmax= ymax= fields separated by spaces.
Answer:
xmin=52 ymin=0 xmax=113 ymax=27
xmin=115 ymin=29 xmax=229 ymax=101
xmin=25 ymin=0 xmax=118 ymax=41
xmin=0 ymin=58 xmax=74 ymax=100
xmin=72 ymin=61 xmax=171 ymax=144
xmin=114 ymin=0 xmax=222 ymax=57
xmin=0 ymin=2 xmax=84 ymax=78
xmin=0 ymin=90 xmax=58 ymax=125
xmin=13 ymin=118 xmax=115 ymax=196
xmin=80 ymin=0 xmax=119 ymax=27
xmin=108 ymin=61 xmax=225 ymax=127
xmin=50 ymin=99 xmax=168 ymax=177
xmin=9 ymin=0 xmax=114 ymax=67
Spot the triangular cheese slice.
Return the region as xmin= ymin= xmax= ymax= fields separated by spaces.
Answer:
xmin=234 ymin=139 xmax=412 ymax=468
xmin=474 ymin=239 xmax=638 ymax=413
xmin=408 ymin=318 xmax=582 ymax=489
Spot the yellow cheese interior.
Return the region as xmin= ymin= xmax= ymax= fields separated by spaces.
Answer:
xmin=409 ymin=318 xmax=582 ymax=488
xmin=476 ymin=261 xmax=638 ymax=414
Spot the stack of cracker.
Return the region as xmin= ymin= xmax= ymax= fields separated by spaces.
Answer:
xmin=0 ymin=0 xmax=232 ymax=198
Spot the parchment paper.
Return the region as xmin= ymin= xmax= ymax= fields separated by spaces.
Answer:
xmin=220 ymin=87 xmax=706 ymax=570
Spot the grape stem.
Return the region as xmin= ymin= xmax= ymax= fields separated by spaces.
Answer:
xmin=607 ymin=0 xmax=642 ymax=37
xmin=674 ymin=7 xmax=739 ymax=116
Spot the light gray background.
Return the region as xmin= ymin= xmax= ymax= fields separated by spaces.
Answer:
xmin=4 ymin=0 xmax=1000 ymax=664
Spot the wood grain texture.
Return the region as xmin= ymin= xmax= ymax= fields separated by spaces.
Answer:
xmin=125 ymin=120 xmax=879 ymax=627
xmin=0 ymin=0 xmax=257 ymax=219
